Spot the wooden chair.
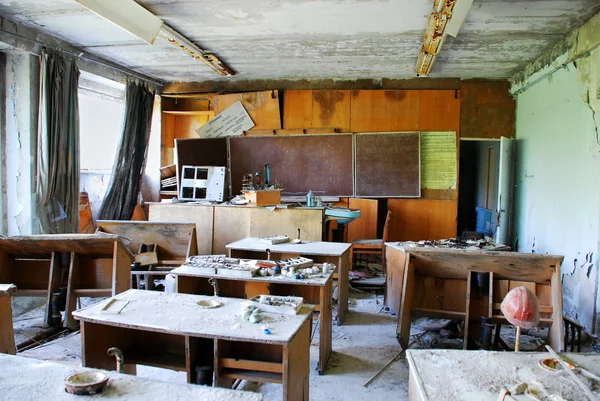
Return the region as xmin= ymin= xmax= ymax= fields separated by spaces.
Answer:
xmin=349 ymin=210 xmax=391 ymax=273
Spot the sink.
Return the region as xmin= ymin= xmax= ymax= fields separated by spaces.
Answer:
xmin=324 ymin=208 xmax=361 ymax=224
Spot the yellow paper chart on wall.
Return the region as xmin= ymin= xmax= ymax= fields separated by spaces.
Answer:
xmin=420 ymin=131 xmax=457 ymax=190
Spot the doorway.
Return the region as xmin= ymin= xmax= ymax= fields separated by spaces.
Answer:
xmin=457 ymin=140 xmax=501 ymax=238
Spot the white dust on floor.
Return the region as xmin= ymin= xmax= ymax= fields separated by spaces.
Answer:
xmin=19 ymin=294 xmax=409 ymax=401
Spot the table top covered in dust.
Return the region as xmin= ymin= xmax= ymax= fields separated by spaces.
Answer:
xmin=73 ymin=289 xmax=313 ymax=345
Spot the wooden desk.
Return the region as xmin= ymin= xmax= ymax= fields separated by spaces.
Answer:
xmin=96 ymin=221 xmax=198 ymax=290
xmin=0 ymin=354 xmax=263 ymax=401
xmin=73 ymin=290 xmax=312 ymax=401
xmin=172 ymin=264 xmax=333 ymax=374
xmin=385 ymin=242 xmax=510 ymax=314
xmin=0 ymin=234 xmax=133 ymax=329
xmin=0 ymin=284 xmax=16 ymax=354
xmin=407 ymin=349 xmax=600 ymax=401
xmin=226 ymin=237 xmax=351 ymax=324
xmin=149 ymin=203 xmax=324 ymax=254
xmin=396 ymin=249 xmax=564 ymax=351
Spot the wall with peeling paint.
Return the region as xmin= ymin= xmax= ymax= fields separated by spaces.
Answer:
xmin=3 ymin=52 xmax=39 ymax=235
xmin=512 ymin=63 xmax=600 ymax=333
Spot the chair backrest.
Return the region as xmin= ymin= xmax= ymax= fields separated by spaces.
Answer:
xmin=382 ymin=210 xmax=392 ymax=243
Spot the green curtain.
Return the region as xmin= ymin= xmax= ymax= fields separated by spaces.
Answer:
xmin=36 ymin=48 xmax=80 ymax=234
xmin=98 ymin=81 xmax=154 ymax=220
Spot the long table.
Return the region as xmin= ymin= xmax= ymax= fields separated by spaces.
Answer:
xmin=0 ymin=354 xmax=263 ymax=400
xmin=226 ymin=237 xmax=351 ymax=324
xmin=73 ymin=289 xmax=312 ymax=401
xmin=172 ymin=264 xmax=333 ymax=374
xmin=406 ymin=349 xmax=600 ymax=400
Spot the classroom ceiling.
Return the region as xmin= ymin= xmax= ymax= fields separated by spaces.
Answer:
xmin=0 ymin=0 xmax=598 ymax=83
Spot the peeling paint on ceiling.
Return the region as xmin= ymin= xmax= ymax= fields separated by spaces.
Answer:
xmin=0 ymin=0 xmax=598 ymax=82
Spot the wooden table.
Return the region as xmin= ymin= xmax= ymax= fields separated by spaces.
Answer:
xmin=0 ymin=284 xmax=16 ymax=354
xmin=73 ymin=289 xmax=312 ymax=401
xmin=395 ymin=248 xmax=564 ymax=351
xmin=226 ymin=237 xmax=351 ymax=325
xmin=0 ymin=354 xmax=263 ymax=400
xmin=385 ymin=241 xmax=510 ymax=314
xmin=0 ymin=234 xmax=133 ymax=330
xmin=172 ymin=264 xmax=333 ymax=374
xmin=406 ymin=349 xmax=600 ymax=400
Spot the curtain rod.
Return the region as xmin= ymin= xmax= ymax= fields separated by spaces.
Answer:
xmin=0 ymin=26 xmax=163 ymax=87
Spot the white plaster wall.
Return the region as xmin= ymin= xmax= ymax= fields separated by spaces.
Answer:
xmin=513 ymin=63 xmax=600 ymax=332
xmin=4 ymin=53 xmax=38 ymax=235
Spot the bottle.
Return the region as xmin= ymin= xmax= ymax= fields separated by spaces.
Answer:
xmin=263 ymin=163 xmax=271 ymax=186
xmin=306 ymin=190 xmax=314 ymax=207
xmin=255 ymin=172 xmax=261 ymax=188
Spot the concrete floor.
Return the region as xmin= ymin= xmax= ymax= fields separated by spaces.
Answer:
xmin=16 ymin=294 xmax=410 ymax=401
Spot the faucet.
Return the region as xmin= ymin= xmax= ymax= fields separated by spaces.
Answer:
xmin=208 ymin=278 xmax=219 ymax=297
xmin=107 ymin=347 xmax=124 ymax=373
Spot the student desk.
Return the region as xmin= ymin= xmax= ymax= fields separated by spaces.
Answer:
xmin=226 ymin=237 xmax=351 ymax=324
xmin=0 ymin=354 xmax=263 ymax=401
xmin=172 ymin=264 xmax=333 ymax=374
xmin=73 ymin=289 xmax=312 ymax=401
xmin=406 ymin=349 xmax=600 ymax=401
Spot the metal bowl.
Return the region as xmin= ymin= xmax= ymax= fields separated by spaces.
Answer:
xmin=64 ymin=370 xmax=109 ymax=395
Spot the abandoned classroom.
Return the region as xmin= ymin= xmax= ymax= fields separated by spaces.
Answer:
xmin=1 ymin=1 xmax=600 ymax=400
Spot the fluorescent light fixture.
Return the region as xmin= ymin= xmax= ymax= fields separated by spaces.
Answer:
xmin=76 ymin=0 xmax=163 ymax=44
xmin=158 ymin=25 xmax=236 ymax=77
xmin=415 ymin=0 xmax=472 ymax=76
xmin=446 ymin=0 xmax=473 ymax=37
xmin=76 ymin=0 xmax=235 ymax=77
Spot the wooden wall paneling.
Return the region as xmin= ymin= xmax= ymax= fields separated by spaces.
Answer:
xmin=283 ymin=90 xmax=313 ymax=129
xmin=161 ymin=113 xmax=176 ymax=166
xmin=460 ymin=80 xmax=515 ymax=139
xmin=312 ymin=90 xmax=351 ymax=132
xmin=249 ymin=208 xmax=323 ymax=243
xmin=325 ymin=198 xmax=349 ymax=242
xmin=214 ymin=90 xmax=282 ymax=130
xmin=213 ymin=207 xmax=251 ymax=254
xmin=388 ymin=199 xmax=457 ymax=241
xmin=346 ymin=198 xmax=378 ymax=242
xmin=419 ymin=90 xmax=460 ymax=133
xmin=350 ymin=90 xmax=420 ymax=132
xmin=173 ymin=114 xmax=213 ymax=140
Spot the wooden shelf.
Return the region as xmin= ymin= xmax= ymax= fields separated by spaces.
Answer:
xmin=72 ymin=288 xmax=112 ymax=297
xmin=16 ymin=289 xmax=48 ymax=297
xmin=162 ymin=110 xmax=215 ymax=116
xmin=127 ymin=350 xmax=187 ymax=371
xmin=221 ymin=368 xmax=283 ymax=384
xmin=412 ymin=308 xmax=466 ymax=319
xmin=160 ymin=191 xmax=178 ymax=196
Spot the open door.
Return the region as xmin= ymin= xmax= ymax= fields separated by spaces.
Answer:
xmin=495 ymin=137 xmax=514 ymax=245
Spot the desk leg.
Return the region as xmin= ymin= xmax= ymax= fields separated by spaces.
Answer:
xmin=318 ymin=279 xmax=332 ymax=374
xmin=0 ymin=295 xmax=15 ymax=354
xmin=336 ymin=252 xmax=349 ymax=325
xmin=80 ymin=321 xmax=136 ymax=375
xmin=283 ymin=318 xmax=310 ymax=401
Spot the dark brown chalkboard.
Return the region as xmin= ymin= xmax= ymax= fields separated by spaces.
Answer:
xmin=355 ymin=132 xmax=420 ymax=197
xmin=175 ymin=138 xmax=228 ymax=194
xmin=230 ymin=135 xmax=353 ymax=197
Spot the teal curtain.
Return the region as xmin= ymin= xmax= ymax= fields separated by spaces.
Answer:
xmin=36 ymin=48 xmax=80 ymax=234
xmin=98 ymin=81 xmax=154 ymax=220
